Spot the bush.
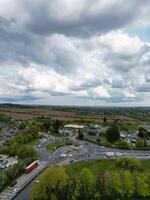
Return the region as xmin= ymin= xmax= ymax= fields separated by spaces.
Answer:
xmin=136 ymin=139 xmax=145 ymax=148
xmin=116 ymin=157 xmax=141 ymax=170
xmin=88 ymin=130 xmax=97 ymax=135
xmin=115 ymin=140 xmax=131 ymax=150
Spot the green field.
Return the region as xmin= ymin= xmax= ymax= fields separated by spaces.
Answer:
xmin=46 ymin=140 xmax=72 ymax=152
xmin=64 ymin=159 xmax=150 ymax=176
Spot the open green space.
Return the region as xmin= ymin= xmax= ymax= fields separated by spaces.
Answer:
xmin=46 ymin=140 xmax=72 ymax=152
xmin=64 ymin=159 xmax=150 ymax=176
xmin=30 ymin=158 xmax=150 ymax=200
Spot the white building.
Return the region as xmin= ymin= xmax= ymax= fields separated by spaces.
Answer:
xmin=64 ymin=124 xmax=85 ymax=129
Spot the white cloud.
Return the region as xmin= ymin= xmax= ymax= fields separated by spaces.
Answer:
xmin=0 ymin=1 xmax=150 ymax=105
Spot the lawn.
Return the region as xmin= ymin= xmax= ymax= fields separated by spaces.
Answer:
xmin=46 ymin=140 xmax=72 ymax=152
xmin=64 ymin=159 xmax=150 ymax=176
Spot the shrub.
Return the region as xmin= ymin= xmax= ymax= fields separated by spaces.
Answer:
xmin=115 ymin=140 xmax=131 ymax=150
xmin=116 ymin=157 xmax=141 ymax=171
xmin=88 ymin=130 xmax=97 ymax=135
xmin=136 ymin=139 xmax=145 ymax=148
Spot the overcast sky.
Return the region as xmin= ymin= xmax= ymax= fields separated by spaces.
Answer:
xmin=0 ymin=0 xmax=150 ymax=106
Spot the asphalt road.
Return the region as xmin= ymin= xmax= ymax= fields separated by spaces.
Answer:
xmin=13 ymin=137 xmax=150 ymax=200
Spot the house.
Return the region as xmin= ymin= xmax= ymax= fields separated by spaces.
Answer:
xmin=140 ymin=125 xmax=150 ymax=133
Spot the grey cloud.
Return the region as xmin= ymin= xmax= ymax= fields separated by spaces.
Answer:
xmin=111 ymin=80 xmax=125 ymax=88
xmin=0 ymin=95 xmax=41 ymax=103
xmin=137 ymin=84 xmax=150 ymax=92
xmin=0 ymin=17 xmax=49 ymax=66
xmin=21 ymin=0 xmax=148 ymax=37
xmin=0 ymin=0 xmax=150 ymax=106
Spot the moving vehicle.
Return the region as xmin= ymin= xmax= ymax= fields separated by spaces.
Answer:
xmin=59 ymin=153 xmax=67 ymax=158
xmin=106 ymin=152 xmax=115 ymax=158
xmin=13 ymin=186 xmax=21 ymax=194
xmin=25 ymin=160 xmax=39 ymax=174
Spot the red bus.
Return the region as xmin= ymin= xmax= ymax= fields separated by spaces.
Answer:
xmin=25 ymin=160 xmax=39 ymax=174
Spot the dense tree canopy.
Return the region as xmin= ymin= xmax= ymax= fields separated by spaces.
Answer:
xmin=30 ymin=161 xmax=150 ymax=200
xmin=106 ymin=123 xmax=120 ymax=143
xmin=78 ymin=129 xmax=84 ymax=140
xmin=30 ymin=167 xmax=68 ymax=200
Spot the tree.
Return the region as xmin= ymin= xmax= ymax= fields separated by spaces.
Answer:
xmin=116 ymin=157 xmax=141 ymax=171
xmin=78 ymin=129 xmax=84 ymax=140
xmin=136 ymin=139 xmax=145 ymax=148
xmin=9 ymin=142 xmax=18 ymax=156
xmin=103 ymin=116 xmax=107 ymax=123
xmin=103 ymin=171 xmax=114 ymax=198
xmin=53 ymin=120 xmax=62 ymax=134
xmin=135 ymin=173 xmax=149 ymax=197
xmin=106 ymin=123 xmax=120 ymax=143
xmin=116 ymin=139 xmax=131 ymax=150
xmin=17 ymin=145 xmax=36 ymax=159
xmin=27 ymin=134 xmax=33 ymax=142
xmin=28 ymin=126 xmax=41 ymax=139
xmin=78 ymin=168 xmax=95 ymax=200
xmin=19 ymin=122 xmax=26 ymax=130
xmin=112 ymin=171 xmax=123 ymax=199
xmin=30 ymin=167 xmax=68 ymax=200
xmin=123 ymin=170 xmax=134 ymax=199
xmin=41 ymin=119 xmax=52 ymax=131
xmin=0 ymin=172 xmax=7 ymax=190
xmin=138 ymin=127 xmax=149 ymax=138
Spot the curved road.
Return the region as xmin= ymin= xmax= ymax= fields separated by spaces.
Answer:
xmin=14 ymin=138 xmax=150 ymax=200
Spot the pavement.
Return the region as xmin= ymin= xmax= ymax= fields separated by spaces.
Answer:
xmin=1 ymin=135 xmax=150 ymax=200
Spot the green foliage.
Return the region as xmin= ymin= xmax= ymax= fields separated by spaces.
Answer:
xmin=103 ymin=116 xmax=107 ymax=123
xmin=0 ymin=115 xmax=10 ymax=122
xmin=116 ymin=121 xmax=139 ymax=132
xmin=9 ymin=134 xmax=37 ymax=160
xmin=46 ymin=140 xmax=72 ymax=152
xmin=0 ymin=160 xmax=26 ymax=191
xmin=10 ymin=134 xmax=31 ymax=145
xmin=88 ymin=130 xmax=97 ymax=135
xmin=28 ymin=126 xmax=41 ymax=139
xmin=78 ymin=129 xmax=84 ymax=139
xmin=116 ymin=157 xmax=141 ymax=170
xmin=106 ymin=123 xmax=120 ymax=143
xmin=136 ymin=138 xmax=145 ymax=148
xmin=78 ymin=168 xmax=95 ymax=200
xmin=30 ymin=163 xmax=150 ymax=200
xmin=30 ymin=167 xmax=68 ymax=200
xmin=123 ymin=170 xmax=134 ymax=199
xmin=0 ymin=145 xmax=9 ymax=154
xmin=115 ymin=139 xmax=131 ymax=150
xmin=9 ymin=143 xmax=37 ymax=159
xmin=17 ymin=145 xmax=36 ymax=159
xmin=0 ymin=172 xmax=7 ymax=190
xmin=53 ymin=120 xmax=62 ymax=134
xmin=19 ymin=121 xmax=26 ymax=130
xmin=139 ymin=127 xmax=149 ymax=138
xmin=135 ymin=173 xmax=149 ymax=197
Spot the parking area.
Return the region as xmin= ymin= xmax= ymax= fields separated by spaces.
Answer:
xmin=0 ymin=155 xmax=18 ymax=169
